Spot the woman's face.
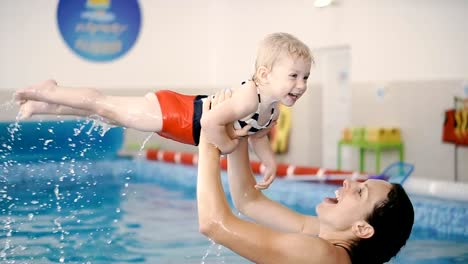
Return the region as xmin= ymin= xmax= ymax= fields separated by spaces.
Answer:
xmin=316 ymin=179 xmax=392 ymax=231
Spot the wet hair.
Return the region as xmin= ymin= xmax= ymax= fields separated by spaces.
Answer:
xmin=252 ymin=32 xmax=313 ymax=83
xmin=349 ymin=183 xmax=414 ymax=264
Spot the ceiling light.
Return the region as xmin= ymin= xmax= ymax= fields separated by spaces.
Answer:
xmin=314 ymin=0 xmax=333 ymax=8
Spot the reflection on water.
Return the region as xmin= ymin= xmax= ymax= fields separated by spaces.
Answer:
xmin=1 ymin=160 xmax=467 ymax=263
xmin=1 ymin=170 xmax=244 ymax=263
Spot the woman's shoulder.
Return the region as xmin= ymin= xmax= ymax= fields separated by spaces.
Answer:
xmin=312 ymin=238 xmax=352 ymax=264
xmin=271 ymin=235 xmax=347 ymax=264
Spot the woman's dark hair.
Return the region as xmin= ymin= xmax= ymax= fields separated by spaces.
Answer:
xmin=349 ymin=183 xmax=414 ymax=264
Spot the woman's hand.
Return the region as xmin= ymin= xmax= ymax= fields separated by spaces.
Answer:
xmin=201 ymin=89 xmax=250 ymax=149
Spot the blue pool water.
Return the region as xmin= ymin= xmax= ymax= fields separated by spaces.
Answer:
xmin=1 ymin=159 xmax=468 ymax=263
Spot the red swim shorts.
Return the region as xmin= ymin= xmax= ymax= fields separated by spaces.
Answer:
xmin=155 ymin=90 xmax=206 ymax=145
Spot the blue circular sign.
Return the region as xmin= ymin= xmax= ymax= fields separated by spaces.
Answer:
xmin=57 ymin=0 xmax=141 ymax=62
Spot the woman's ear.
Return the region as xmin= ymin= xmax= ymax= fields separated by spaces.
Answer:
xmin=352 ymin=221 xmax=374 ymax=239
xmin=255 ymin=66 xmax=270 ymax=85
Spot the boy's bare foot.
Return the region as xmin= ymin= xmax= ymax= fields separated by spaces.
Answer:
xmin=18 ymin=100 xmax=59 ymax=120
xmin=14 ymin=79 xmax=57 ymax=102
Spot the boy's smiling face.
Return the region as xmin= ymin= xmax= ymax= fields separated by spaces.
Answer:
xmin=266 ymin=55 xmax=311 ymax=106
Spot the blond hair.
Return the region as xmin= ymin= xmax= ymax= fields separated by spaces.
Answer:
xmin=252 ymin=32 xmax=313 ymax=83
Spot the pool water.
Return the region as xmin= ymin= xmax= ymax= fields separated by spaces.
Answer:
xmin=1 ymin=159 xmax=468 ymax=263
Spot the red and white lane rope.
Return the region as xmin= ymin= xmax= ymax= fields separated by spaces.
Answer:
xmin=146 ymin=149 xmax=368 ymax=185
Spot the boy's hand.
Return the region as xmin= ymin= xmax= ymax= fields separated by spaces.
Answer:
xmin=255 ymin=162 xmax=277 ymax=190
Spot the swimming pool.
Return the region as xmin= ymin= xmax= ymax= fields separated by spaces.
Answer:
xmin=1 ymin=159 xmax=468 ymax=263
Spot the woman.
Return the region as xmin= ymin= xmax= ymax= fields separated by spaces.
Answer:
xmin=197 ymin=93 xmax=414 ymax=264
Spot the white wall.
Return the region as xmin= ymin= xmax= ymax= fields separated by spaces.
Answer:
xmin=342 ymin=0 xmax=468 ymax=82
xmin=210 ymin=0 xmax=468 ymax=84
xmin=0 ymin=0 xmax=217 ymax=89
xmin=1 ymin=0 xmax=467 ymax=180
xmin=2 ymin=0 xmax=467 ymax=87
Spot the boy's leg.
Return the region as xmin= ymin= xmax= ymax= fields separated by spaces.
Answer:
xmin=15 ymin=80 xmax=163 ymax=132
xmin=18 ymin=101 xmax=92 ymax=119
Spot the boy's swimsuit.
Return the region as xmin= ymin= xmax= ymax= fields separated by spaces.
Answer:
xmin=155 ymin=85 xmax=275 ymax=146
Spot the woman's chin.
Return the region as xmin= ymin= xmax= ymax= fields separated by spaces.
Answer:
xmin=316 ymin=198 xmax=338 ymax=214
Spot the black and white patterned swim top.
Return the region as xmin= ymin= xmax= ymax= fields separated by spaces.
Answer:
xmin=233 ymin=81 xmax=276 ymax=135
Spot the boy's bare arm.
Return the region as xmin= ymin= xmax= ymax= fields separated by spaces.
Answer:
xmin=249 ymin=133 xmax=277 ymax=189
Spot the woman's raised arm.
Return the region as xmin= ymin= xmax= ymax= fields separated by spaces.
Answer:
xmin=227 ymin=139 xmax=320 ymax=235
xmin=196 ymin=99 xmax=334 ymax=264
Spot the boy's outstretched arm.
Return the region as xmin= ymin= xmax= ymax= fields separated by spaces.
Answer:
xmin=249 ymin=129 xmax=277 ymax=190
xmin=201 ymin=84 xmax=258 ymax=154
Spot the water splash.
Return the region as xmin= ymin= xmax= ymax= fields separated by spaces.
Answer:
xmin=0 ymin=109 xmax=22 ymax=263
xmin=54 ymin=185 xmax=62 ymax=212
xmin=138 ymin=133 xmax=154 ymax=157
xmin=87 ymin=115 xmax=118 ymax=137
xmin=53 ymin=184 xmax=69 ymax=264
xmin=73 ymin=122 xmax=87 ymax=136
xmin=0 ymin=115 xmax=123 ymax=262
xmin=215 ymin=244 xmax=226 ymax=263
xmin=199 ymin=239 xmax=227 ymax=263
xmin=0 ymin=111 xmax=123 ymax=262
xmin=0 ymin=217 xmax=13 ymax=263
xmin=119 ymin=172 xmax=132 ymax=204
xmin=0 ymin=99 xmax=16 ymax=111
xmin=7 ymin=122 xmax=21 ymax=142
xmin=200 ymin=239 xmax=217 ymax=264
